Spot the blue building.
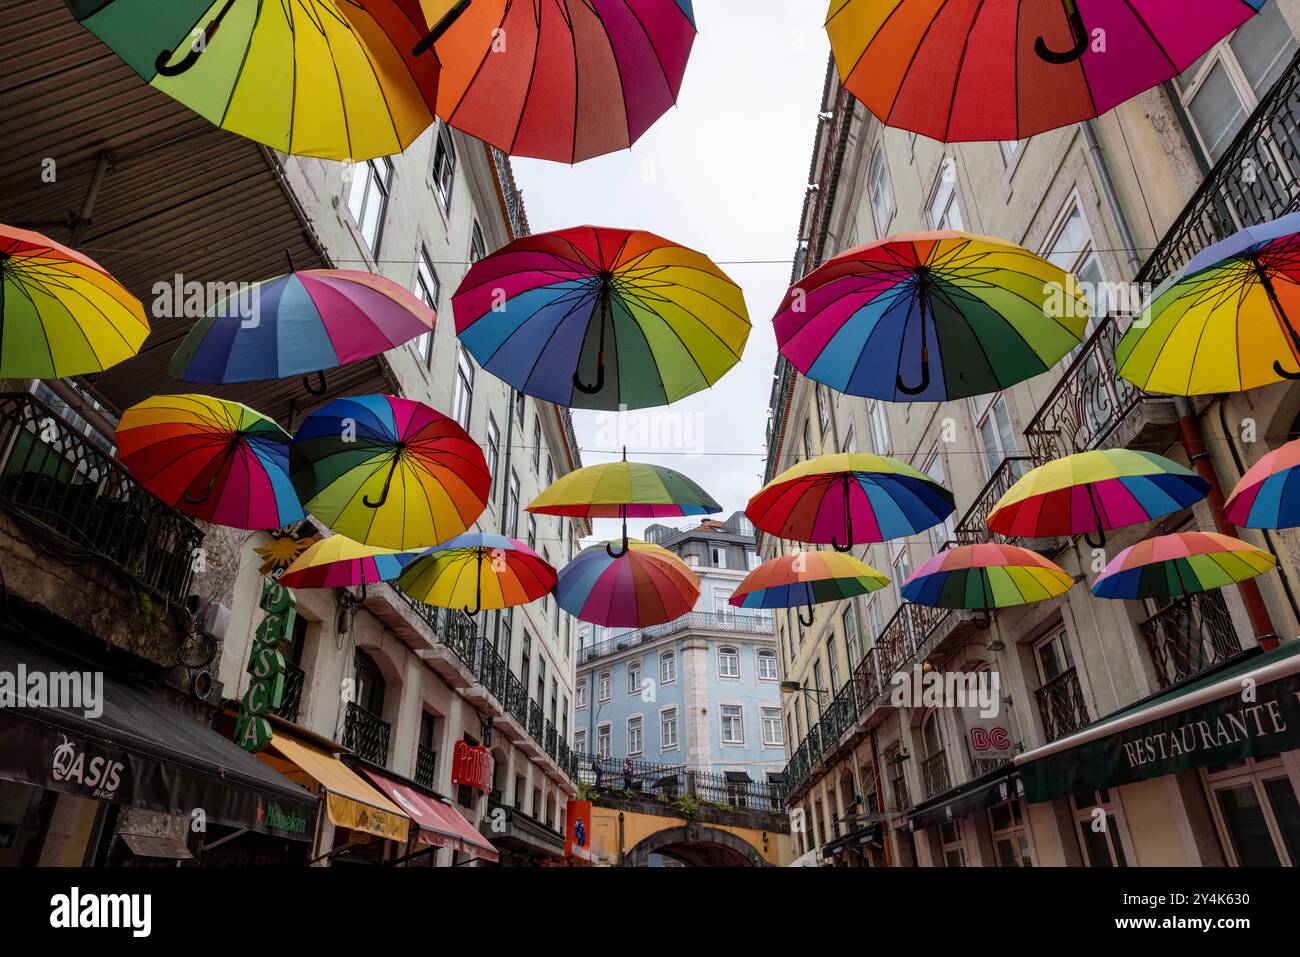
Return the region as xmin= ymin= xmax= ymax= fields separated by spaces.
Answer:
xmin=573 ymin=513 xmax=784 ymax=793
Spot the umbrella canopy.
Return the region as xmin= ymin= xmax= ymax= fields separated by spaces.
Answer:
xmin=988 ymin=449 xmax=1209 ymax=546
xmin=278 ymin=535 xmax=422 ymax=590
xmin=747 ymin=453 xmax=955 ymax=551
xmin=901 ymin=544 xmax=1074 ymax=614
xmin=396 ymin=533 xmax=556 ymax=615
xmin=454 ymin=225 xmax=749 ymax=411
xmin=555 ymin=540 xmax=699 ymax=628
xmin=1226 ymin=438 xmax=1300 ymax=530
xmin=1091 ymin=531 xmax=1277 ymax=600
xmin=169 ymin=269 xmax=435 ymax=392
xmin=1 ymin=224 xmax=148 ymax=379
xmin=731 ymin=550 xmax=889 ymax=627
xmin=826 ymin=0 xmax=1262 ymax=142
xmin=774 ymin=231 xmax=1087 ymax=402
xmin=65 ymin=0 xmax=441 ymax=160
xmin=116 ymin=394 xmax=304 ymax=531
xmin=1117 ymin=213 xmax=1300 ymax=395
xmin=426 ymin=0 xmax=696 ymax=163
xmin=290 ymin=395 xmax=489 ymax=550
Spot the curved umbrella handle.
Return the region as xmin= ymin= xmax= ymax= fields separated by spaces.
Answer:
xmin=1083 ymin=486 xmax=1107 ymax=549
xmin=830 ymin=535 xmax=853 ymax=554
xmin=182 ymin=468 xmax=223 ymax=506
xmin=1035 ymin=5 xmax=1089 ymax=64
xmin=605 ymin=537 xmax=629 ymax=560
xmin=832 ymin=474 xmax=855 ymax=552
xmin=413 ymin=0 xmax=472 ymax=57
xmin=1084 ymin=528 xmax=1107 ymax=550
xmin=302 ymin=371 xmax=328 ymax=396
xmin=1273 ymin=360 xmax=1300 ymax=380
xmin=363 ymin=457 xmax=400 ymax=510
xmin=896 ymin=357 xmax=931 ymax=396
xmin=798 ymin=603 xmax=816 ymax=629
xmin=573 ymin=355 xmax=606 ymax=395
xmin=154 ymin=0 xmax=236 ymax=77
xmin=464 ymin=550 xmax=485 ymax=616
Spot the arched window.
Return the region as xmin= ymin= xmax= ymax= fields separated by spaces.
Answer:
xmin=660 ymin=651 xmax=676 ymax=685
xmin=922 ymin=711 xmax=944 ymax=758
xmin=757 ymin=648 xmax=778 ymax=681
xmin=718 ymin=646 xmax=739 ymax=678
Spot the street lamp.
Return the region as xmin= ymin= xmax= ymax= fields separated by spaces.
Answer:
xmin=780 ymin=680 xmax=830 ymax=708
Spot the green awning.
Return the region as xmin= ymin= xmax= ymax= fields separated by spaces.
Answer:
xmin=1015 ymin=640 xmax=1300 ymax=803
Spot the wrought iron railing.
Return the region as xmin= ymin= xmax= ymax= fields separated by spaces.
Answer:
xmin=575 ymin=753 xmax=684 ymax=793
xmin=1140 ymin=591 xmax=1244 ymax=688
xmin=921 ymin=751 xmax=952 ymax=801
xmin=476 ymin=640 xmax=508 ymax=703
xmin=1035 ymin=668 xmax=1090 ymax=743
xmin=575 ymin=753 xmax=786 ymax=814
xmin=693 ymin=768 xmax=786 ymax=813
xmin=505 ymin=672 xmax=528 ymax=724
xmin=342 ymin=701 xmax=391 ymax=766
xmin=527 ymin=699 xmax=544 ymax=742
xmin=577 ymin=611 xmax=775 ymax=664
xmin=0 ymin=391 xmax=202 ymax=606
xmin=890 ymin=768 xmax=911 ymax=813
xmin=392 ymin=590 xmax=480 ymax=668
xmin=276 ymin=659 xmax=305 ymax=725
xmin=415 ymin=744 xmax=438 ymax=790
xmin=954 ymin=456 xmax=1035 ymax=546
xmin=544 ymin=720 xmax=558 ymax=760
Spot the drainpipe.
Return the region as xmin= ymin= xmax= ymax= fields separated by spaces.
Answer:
xmin=1080 ymin=120 xmax=1143 ymax=277
xmin=868 ymin=726 xmax=891 ymax=868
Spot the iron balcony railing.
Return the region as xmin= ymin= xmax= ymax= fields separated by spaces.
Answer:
xmin=1036 ymin=667 xmax=1091 ymax=743
xmin=692 ymin=768 xmax=787 ymax=814
xmin=527 ymin=699 xmax=544 ymax=742
xmin=275 ymin=659 xmax=305 ymax=725
xmin=966 ymin=738 xmax=1013 ymax=779
xmin=921 ymin=751 xmax=952 ymax=801
xmin=342 ymin=701 xmax=392 ymax=766
xmin=890 ymin=768 xmax=912 ymax=813
xmin=392 ymin=590 xmax=480 ymax=669
xmin=1141 ymin=590 xmax=1244 ymax=689
xmin=475 ymin=640 xmax=508 ymax=703
xmin=544 ymin=719 xmax=558 ymax=760
xmin=953 ymin=457 xmax=1035 ymax=546
xmin=505 ymin=672 xmax=528 ymax=724
xmin=577 ymin=753 xmax=684 ymax=793
xmin=577 ymin=610 xmax=774 ymax=664
xmin=575 ymin=753 xmax=787 ymax=814
xmin=415 ymin=743 xmax=438 ymax=790
xmin=0 ymin=391 xmax=202 ymax=607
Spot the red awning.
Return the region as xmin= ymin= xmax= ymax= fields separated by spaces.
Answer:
xmin=356 ymin=766 xmax=499 ymax=864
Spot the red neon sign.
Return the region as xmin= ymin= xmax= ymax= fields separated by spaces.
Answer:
xmin=451 ymin=741 xmax=494 ymax=793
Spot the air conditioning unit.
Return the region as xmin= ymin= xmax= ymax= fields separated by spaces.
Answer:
xmin=195 ymin=599 xmax=230 ymax=644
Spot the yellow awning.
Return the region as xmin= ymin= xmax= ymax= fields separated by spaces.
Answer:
xmin=264 ymin=735 xmax=409 ymax=843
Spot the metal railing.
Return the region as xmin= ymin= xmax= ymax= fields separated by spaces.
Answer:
xmin=890 ymin=769 xmax=911 ymax=813
xmin=574 ymin=754 xmax=786 ymax=814
xmin=342 ymin=701 xmax=392 ymax=766
xmin=275 ymin=659 xmax=305 ymax=725
xmin=577 ymin=611 xmax=774 ymax=664
xmin=476 ymin=641 xmax=508 ymax=703
xmin=415 ymin=744 xmax=438 ymax=790
xmin=1141 ymin=591 xmax=1244 ymax=688
xmin=392 ymin=590 xmax=480 ymax=669
xmin=953 ymin=457 xmax=1034 ymax=546
xmin=544 ymin=719 xmax=558 ymax=760
xmin=921 ymin=751 xmax=952 ymax=801
xmin=527 ymin=699 xmax=544 ymax=742
xmin=693 ymin=768 xmax=786 ymax=813
xmin=1035 ymin=668 xmax=1090 ymax=743
xmin=505 ymin=672 xmax=528 ymax=724
xmin=576 ymin=753 xmax=684 ymax=793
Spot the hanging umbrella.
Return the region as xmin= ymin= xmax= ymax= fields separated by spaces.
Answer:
xmin=826 ymin=0 xmax=1262 ymax=142
xmin=1117 ymin=213 xmax=1300 ymax=395
xmin=747 ymin=453 xmax=955 ymax=552
xmin=396 ymin=533 xmax=556 ymax=615
xmin=1 ymin=224 xmax=149 ymax=379
xmin=774 ymin=231 xmax=1088 ymax=402
xmin=902 ymin=543 xmax=1074 ymax=625
xmin=116 ymin=393 xmax=304 ymax=530
xmin=730 ymin=550 xmax=889 ymax=628
xmin=1226 ymin=438 xmax=1300 ymax=529
xmin=988 ymin=449 xmax=1209 ymax=547
xmin=169 ymin=268 xmax=435 ymax=394
xmin=1091 ymin=531 xmax=1277 ymax=600
xmin=454 ymin=225 xmax=749 ymax=411
xmin=555 ymin=540 xmax=699 ymax=628
xmin=527 ymin=450 xmax=719 ymax=558
xmin=278 ymin=535 xmax=423 ymax=593
xmin=65 ymin=0 xmax=441 ymax=161
xmin=422 ymin=0 xmax=696 ymax=163
xmin=290 ymin=394 xmax=489 ymax=550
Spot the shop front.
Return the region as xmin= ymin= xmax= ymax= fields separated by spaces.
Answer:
xmin=352 ymin=762 xmax=498 ymax=866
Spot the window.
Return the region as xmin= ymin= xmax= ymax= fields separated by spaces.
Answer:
xmin=346 ymin=157 xmax=393 ymax=256
xmin=802 ymin=424 xmax=813 ymax=461
xmin=526 ymin=514 xmax=537 ymax=550
xmin=747 ymin=549 xmax=760 ymax=571
xmin=927 ymin=164 xmax=964 ymax=230
xmin=432 ymin=121 xmax=456 ymax=210
xmin=826 ymin=636 xmax=841 ymax=692
xmin=1045 ymin=201 xmax=1106 ymax=330
xmin=718 ymin=646 xmax=739 ymax=678
xmin=576 ymin=678 xmax=587 ymax=710
xmin=711 ymin=544 xmax=727 ymax=568
xmin=757 ymin=648 xmax=778 ymax=681
xmin=627 ymin=658 xmax=642 ymax=695
xmin=1071 ymin=789 xmax=1131 ymax=867
xmin=596 ymin=723 xmax=612 ymax=759
xmin=660 ymin=651 xmax=676 ymax=685
xmin=520 ymin=631 xmax=531 ymax=689
xmin=485 ymin=414 xmax=500 ymax=499
xmin=865 ymin=596 xmax=883 ymax=646
xmin=721 ymin=705 xmax=744 ymax=745
xmin=1035 ymin=629 xmax=1075 ymax=684
xmin=411 ymin=246 xmax=440 ymax=365
xmin=842 ymin=607 xmax=862 ymax=668
xmin=892 ymin=546 xmax=913 ymax=605
xmin=532 ymin=415 xmax=541 ymax=473
xmin=452 ymin=349 xmax=475 ymax=430
xmin=925 ymin=450 xmax=957 ymax=552
xmin=469 ymin=220 xmax=486 ymax=263
xmin=507 ymin=470 xmax=521 ymax=537
xmin=842 ymin=426 xmax=857 ymax=455
xmin=513 ymin=391 xmax=525 ymax=427
xmin=1203 ymin=757 xmax=1300 ymax=866
xmin=661 ymin=708 xmax=679 ymax=750
xmin=868 ymin=401 xmax=889 ymax=455
xmin=545 ymin=458 xmax=554 ymax=492
xmin=598 ymin=671 xmax=611 ymax=703
xmin=761 ymin=707 xmax=783 ymax=746
xmin=940 ymin=820 xmax=967 ymax=867
xmin=816 ymin=385 xmax=832 ymax=436
xmin=574 ymin=729 xmax=587 ymax=754
xmin=989 ymin=800 xmax=1034 ymax=867
xmin=970 ymin=393 xmax=1021 ymax=481
xmin=627 ymin=716 xmax=643 ymax=756
xmin=868 ymin=144 xmax=894 ymax=235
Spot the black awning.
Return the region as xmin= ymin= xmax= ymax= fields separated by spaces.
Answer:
xmin=0 ymin=632 xmax=317 ymax=841
xmin=724 ymin=771 xmax=752 ymax=782
xmin=907 ymin=765 xmax=1021 ymax=832
xmin=823 ymin=821 xmax=883 ymax=855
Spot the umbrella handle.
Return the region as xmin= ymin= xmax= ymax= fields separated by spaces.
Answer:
xmin=896 ymin=355 xmax=931 ymax=396
xmin=1273 ymin=360 xmax=1300 ymax=380
xmin=798 ymin=604 xmax=816 ymax=629
xmin=1084 ymin=528 xmax=1107 ymax=549
xmin=413 ymin=0 xmax=472 ymax=57
xmin=1034 ymin=4 xmax=1089 ymax=64
xmin=573 ymin=354 xmax=606 ymax=395
xmin=154 ymin=0 xmax=236 ymax=76
xmin=363 ymin=457 xmax=400 ymax=509
xmin=182 ymin=468 xmax=222 ymax=506
xmin=464 ymin=550 xmax=484 ymax=616
xmin=605 ymin=538 xmax=629 ymax=560
xmin=830 ymin=535 xmax=853 ymax=554
xmin=303 ymin=371 xmax=328 ymax=396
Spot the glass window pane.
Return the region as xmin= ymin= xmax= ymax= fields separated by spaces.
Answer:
xmin=1229 ymin=3 xmax=1297 ymax=95
xmin=1187 ymin=64 xmax=1249 ymax=162
xmin=1263 ymin=777 xmax=1300 ymax=865
xmin=1215 ymin=783 xmax=1283 ymax=866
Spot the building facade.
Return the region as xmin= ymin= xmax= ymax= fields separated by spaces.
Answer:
xmin=769 ymin=1 xmax=1300 ymax=868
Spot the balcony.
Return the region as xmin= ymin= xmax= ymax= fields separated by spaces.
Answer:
xmin=578 ymin=610 xmax=774 ymax=664
xmin=275 ymin=659 xmax=305 ymax=725
xmin=415 ymin=744 xmax=438 ymax=790
xmin=1035 ymin=668 xmax=1090 ymax=743
xmin=921 ymin=751 xmax=952 ymax=801
xmin=890 ymin=770 xmax=912 ymax=814
xmin=378 ymin=589 xmax=480 ymax=687
xmin=342 ymin=701 xmax=392 ymax=766
xmin=1141 ymin=591 xmax=1245 ymax=689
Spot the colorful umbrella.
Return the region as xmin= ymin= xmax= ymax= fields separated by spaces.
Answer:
xmin=555 ymin=540 xmax=699 ymax=628
xmin=169 ymin=269 xmax=435 ymax=393
xmin=116 ymin=394 xmax=304 ymax=530
xmin=1 ymin=224 xmax=148 ymax=379
xmin=396 ymin=533 xmax=556 ymax=615
xmin=424 ymin=0 xmax=696 ymax=163
xmin=527 ymin=451 xmax=719 ymax=557
xmin=1091 ymin=531 xmax=1277 ymax=600
xmin=1226 ymin=438 xmax=1300 ymax=530
xmin=747 ymin=453 xmax=956 ymax=551
xmin=730 ymin=550 xmax=889 ymax=627
xmin=902 ymin=544 xmax=1074 ymax=622
xmin=774 ymin=231 xmax=1087 ymax=402
xmin=65 ymin=0 xmax=441 ymax=161
xmin=278 ymin=535 xmax=423 ymax=592
xmin=826 ymin=0 xmax=1262 ymax=142
xmin=1117 ymin=213 xmax=1300 ymax=395
xmin=454 ymin=225 xmax=749 ymax=411
xmin=290 ymin=395 xmax=489 ymax=550
xmin=988 ymin=449 xmax=1209 ymax=547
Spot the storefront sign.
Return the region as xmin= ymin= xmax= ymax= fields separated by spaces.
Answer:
xmin=451 ymin=741 xmax=494 ymax=792
xmin=234 ymin=579 xmax=298 ymax=753
xmin=565 ymin=799 xmax=593 ymax=862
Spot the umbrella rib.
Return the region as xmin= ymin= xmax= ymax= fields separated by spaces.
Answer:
xmin=622 ymin=0 xmax=688 ymax=108
xmin=507 ymin=0 xmax=547 ymax=157
xmin=939 ymin=0 xmax=988 ymax=144
xmin=882 ymin=0 xmax=958 ymax=132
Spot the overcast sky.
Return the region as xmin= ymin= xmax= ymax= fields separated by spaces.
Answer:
xmin=514 ymin=3 xmax=831 ymax=546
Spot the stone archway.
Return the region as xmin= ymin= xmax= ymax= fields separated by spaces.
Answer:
xmin=622 ymin=823 xmax=768 ymax=867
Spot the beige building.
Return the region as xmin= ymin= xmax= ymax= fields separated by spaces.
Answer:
xmin=767 ymin=1 xmax=1300 ymax=867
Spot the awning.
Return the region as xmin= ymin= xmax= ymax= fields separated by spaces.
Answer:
xmin=260 ymin=735 xmax=408 ymax=843
xmin=0 ymin=631 xmax=317 ymax=841
xmin=355 ymin=765 xmax=499 ymax=863
xmin=482 ymin=806 xmax=566 ymax=860
xmin=823 ymin=822 xmax=883 ymax=855
xmin=1015 ymin=641 xmax=1300 ymax=803
xmin=908 ymin=765 xmax=1021 ymax=831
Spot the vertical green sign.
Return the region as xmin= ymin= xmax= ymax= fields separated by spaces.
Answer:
xmin=235 ymin=578 xmax=297 ymax=753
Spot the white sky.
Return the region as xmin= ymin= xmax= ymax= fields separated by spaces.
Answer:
xmin=513 ymin=3 xmax=831 ymax=546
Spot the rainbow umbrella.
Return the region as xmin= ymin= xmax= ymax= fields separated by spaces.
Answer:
xmin=65 ymin=0 xmax=441 ymax=161
xmin=747 ymin=453 xmax=955 ymax=552
xmin=454 ymin=225 xmax=749 ymax=411
xmin=774 ymin=231 xmax=1088 ymax=402
xmin=116 ymin=394 xmax=304 ymax=530
xmin=902 ymin=544 xmax=1073 ymax=624
xmin=1 ymin=224 xmax=148 ymax=379
xmin=169 ymin=269 xmax=435 ymax=394
xmin=731 ymin=550 xmax=889 ymax=627
xmin=826 ymin=0 xmax=1262 ymax=142
xmin=290 ymin=395 xmax=489 ymax=550
xmin=1091 ymin=531 xmax=1277 ymax=600
xmin=988 ymin=449 xmax=1209 ymax=547
xmin=424 ymin=0 xmax=696 ymax=163
xmin=1226 ymin=438 xmax=1300 ymax=529
xmin=396 ymin=533 xmax=556 ymax=615
xmin=527 ymin=452 xmax=719 ymax=557
xmin=279 ymin=535 xmax=423 ymax=593
xmin=555 ymin=540 xmax=699 ymax=628
xmin=1117 ymin=213 xmax=1300 ymax=395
